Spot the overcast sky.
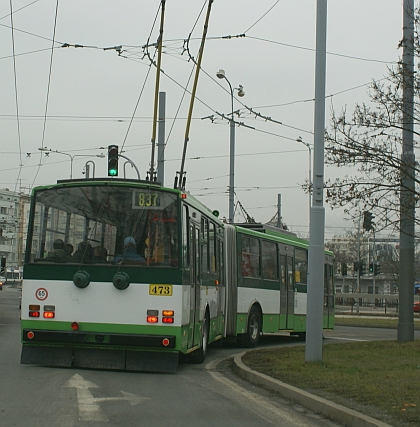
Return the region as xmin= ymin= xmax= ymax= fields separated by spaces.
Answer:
xmin=0 ymin=0 xmax=409 ymax=240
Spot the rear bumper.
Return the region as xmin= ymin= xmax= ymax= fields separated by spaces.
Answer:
xmin=21 ymin=344 xmax=179 ymax=372
xmin=22 ymin=328 xmax=176 ymax=348
xmin=21 ymin=328 xmax=178 ymax=372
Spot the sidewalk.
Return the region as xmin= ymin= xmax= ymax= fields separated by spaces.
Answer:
xmin=233 ymin=352 xmax=393 ymax=427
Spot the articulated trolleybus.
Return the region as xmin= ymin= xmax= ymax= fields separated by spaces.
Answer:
xmin=21 ymin=178 xmax=334 ymax=372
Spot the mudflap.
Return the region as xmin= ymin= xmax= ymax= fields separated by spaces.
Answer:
xmin=126 ymin=350 xmax=179 ymax=373
xmin=21 ymin=345 xmax=73 ymax=367
xmin=74 ymin=348 xmax=126 ymax=370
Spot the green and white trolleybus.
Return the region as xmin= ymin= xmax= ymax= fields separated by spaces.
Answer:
xmin=21 ymin=178 xmax=334 ymax=372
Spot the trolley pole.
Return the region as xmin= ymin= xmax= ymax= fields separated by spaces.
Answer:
xmin=305 ymin=0 xmax=327 ymax=363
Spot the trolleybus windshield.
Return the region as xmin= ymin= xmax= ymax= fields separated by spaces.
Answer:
xmin=26 ymin=185 xmax=179 ymax=267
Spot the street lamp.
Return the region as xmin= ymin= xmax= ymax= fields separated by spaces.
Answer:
xmin=216 ymin=69 xmax=245 ymax=224
xmin=296 ymin=136 xmax=312 ymax=222
xmin=38 ymin=147 xmax=105 ymax=179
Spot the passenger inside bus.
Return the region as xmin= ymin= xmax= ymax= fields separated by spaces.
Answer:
xmin=64 ymin=243 xmax=74 ymax=259
xmin=115 ymin=237 xmax=146 ymax=264
xmin=46 ymin=239 xmax=67 ymax=262
xmin=72 ymin=241 xmax=93 ymax=263
xmin=93 ymin=246 xmax=108 ymax=263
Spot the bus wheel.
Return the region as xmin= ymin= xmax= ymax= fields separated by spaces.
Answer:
xmin=241 ymin=306 xmax=261 ymax=348
xmin=190 ymin=312 xmax=209 ymax=364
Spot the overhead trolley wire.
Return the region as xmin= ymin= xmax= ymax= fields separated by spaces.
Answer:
xmin=31 ymin=0 xmax=59 ymax=191
xmin=242 ymin=0 xmax=281 ymax=34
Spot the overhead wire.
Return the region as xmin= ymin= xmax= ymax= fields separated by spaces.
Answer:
xmin=155 ymin=0 xmax=209 ymax=171
xmin=242 ymin=0 xmax=281 ymax=34
xmin=9 ymin=0 xmax=23 ymax=170
xmin=119 ymin=3 xmax=161 ymax=156
xmin=31 ymin=0 xmax=59 ymax=191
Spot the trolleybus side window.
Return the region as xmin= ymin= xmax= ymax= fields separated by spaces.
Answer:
xmin=241 ymin=236 xmax=260 ymax=278
xmin=201 ymin=217 xmax=209 ymax=272
xmin=295 ymin=249 xmax=308 ymax=290
xmin=183 ymin=205 xmax=189 ymax=268
xmin=262 ymin=240 xmax=278 ymax=280
xmin=209 ymin=222 xmax=217 ymax=273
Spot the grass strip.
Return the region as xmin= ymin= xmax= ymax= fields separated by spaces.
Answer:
xmin=242 ymin=340 xmax=420 ymax=427
xmin=335 ymin=316 xmax=420 ymax=329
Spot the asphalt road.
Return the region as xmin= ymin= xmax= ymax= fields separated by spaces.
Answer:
xmin=0 ymin=286 xmax=404 ymax=427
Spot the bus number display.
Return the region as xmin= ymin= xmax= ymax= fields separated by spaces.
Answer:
xmin=149 ymin=284 xmax=172 ymax=296
xmin=135 ymin=192 xmax=159 ymax=208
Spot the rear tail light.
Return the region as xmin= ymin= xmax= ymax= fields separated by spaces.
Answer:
xmin=43 ymin=305 xmax=55 ymax=319
xmin=43 ymin=312 xmax=55 ymax=319
xmin=29 ymin=311 xmax=40 ymax=318
xmin=147 ymin=316 xmax=158 ymax=323
xmin=162 ymin=310 xmax=174 ymax=324
xmin=71 ymin=322 xmax=79 ymax=331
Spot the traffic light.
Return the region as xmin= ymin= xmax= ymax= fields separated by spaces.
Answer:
xmin=363 ymin=211 xmax=374 ymax=231
xmin=341 ymin=262 xmax=347 ymax=276
xmin=0 ymin=256 xmax=6 ymax=274
xmin=374 ymin=263 xmax=380 ymax=275
xmin=359 ymin=262 xmax=366 ymax=276
xmin=369 ymin=263 xmax=374 ymax=273
xmin=107 ymin=145 xmax=119 ymax=177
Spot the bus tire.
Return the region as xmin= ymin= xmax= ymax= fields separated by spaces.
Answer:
xmin=190 ymin=311 xmax=209 ymax=364
xmin=241 ymin=305 xmax=261 ymax=348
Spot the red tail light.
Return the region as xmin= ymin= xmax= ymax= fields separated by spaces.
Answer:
xmin=43 ymin=312 xmax=55 ymax=319
xmin=147 ymin=316 xmax=158 ymax=323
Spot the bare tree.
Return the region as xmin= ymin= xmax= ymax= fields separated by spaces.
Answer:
xmin=316 ymin=8 xmax=420 ymax=232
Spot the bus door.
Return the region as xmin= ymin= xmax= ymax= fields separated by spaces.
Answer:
xmin=216 ymin=238 xmax=224 ymax=334
xmin=286 ymin=255 xmax=294 ymax=329
xmin=188 ymin=224 xmax=201 ymax=349
xmin=279 ymin=254 xmax=287 ymax=329
xmin=279 ymin=253 xmax=294 ymax=330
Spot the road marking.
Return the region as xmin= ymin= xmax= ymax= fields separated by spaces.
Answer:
xmin=327 ymin=337 xmax=368 ymax=342
xmin=65 ymin=374 xmax=150 ymax=422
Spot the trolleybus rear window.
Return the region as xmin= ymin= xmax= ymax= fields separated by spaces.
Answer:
xmin=26 ymin=185 xmax=179 ymax=267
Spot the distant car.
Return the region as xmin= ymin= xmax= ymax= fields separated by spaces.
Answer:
xmin=414 ymin=301 xmax=420 ymax=313
xmin=0 ymin=276 xmax=5 ymax=291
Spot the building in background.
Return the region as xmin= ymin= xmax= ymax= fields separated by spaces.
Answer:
xmin=0 ymin=188 xmax=30 ymax=276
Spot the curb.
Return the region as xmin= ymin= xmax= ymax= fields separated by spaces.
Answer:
xmin=233 ymin=351 xmax=393 ymax=427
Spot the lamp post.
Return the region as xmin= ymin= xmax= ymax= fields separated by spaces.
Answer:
xmin=38 ymin=147 xmax=105 ymax=179
xmin=216 ymin=69 xmax=245 ymax=224
xmin=296 ymin=137 xmax=312 ymax=222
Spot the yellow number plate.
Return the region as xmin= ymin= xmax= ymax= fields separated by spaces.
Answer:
xmin=149 ymin=284 xmax=173 ymax=296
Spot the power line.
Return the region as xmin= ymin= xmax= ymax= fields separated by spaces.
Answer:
xmin=243 ymin=0 xmax=280 ymax=34
xmin=31 ymin=0 xmax=60 ymax=191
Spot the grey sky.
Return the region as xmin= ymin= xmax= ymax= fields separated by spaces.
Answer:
xmin=0 ymin=0 xmax=406 ymax=239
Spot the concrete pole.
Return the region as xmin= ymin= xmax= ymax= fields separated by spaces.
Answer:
xmin=157 ymin=92 xmax=166 ymax=185
xmin=305 ymin=0 xmax=327 ymax=363
xmin=398 ymin=0 xmax=415 ymax=342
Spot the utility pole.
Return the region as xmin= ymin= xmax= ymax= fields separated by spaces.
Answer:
xmin=305 ymin=0 xmax=327 ymax=363
xmin=157 ymin=92 xmax=166 ymax=185
xmin=398 ymin=0 xmax=415 ymax=342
